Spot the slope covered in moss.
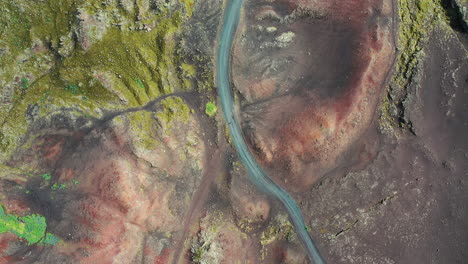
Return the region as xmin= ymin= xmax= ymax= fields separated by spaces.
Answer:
xmin=0 ymin=0 xmax=200 ymax=162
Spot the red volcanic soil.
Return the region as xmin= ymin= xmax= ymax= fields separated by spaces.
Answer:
xmin=0 ymin=94 xmax=218 ymax=263
xmin=233 ymin=0 xmax=397 ymax=191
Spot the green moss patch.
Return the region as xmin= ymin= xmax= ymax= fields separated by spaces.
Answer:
xmin=0 ymin=205 xmax=59 ymax=245
xmin=394 ymin=0 xmax=443 ymax=89
xmin=41 ymin=173 xmax=51 ymax=181
xmin=0 ymin=0 xmax=200 ymax=163
xmin=205 ymin=101 xmax=217 ymax=117
xmin=379 ymin=0 xmax=445 ymax=132
xmin=156 ymin=97 xmax=192 ymax=129
xmin=125 ymin=111 xmax=160 ymax=150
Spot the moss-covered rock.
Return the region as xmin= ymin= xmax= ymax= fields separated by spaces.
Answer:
xmin=156 ymin=96 xmax=192 ymax=129
xmin=379 ymin=0 xmax=446 ymax=134
xmin=0 ymin=205 xmax=59 ymax=245
xmin=0 ymin=0 xmax=200 ymax=163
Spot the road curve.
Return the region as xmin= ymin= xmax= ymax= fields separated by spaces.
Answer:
xmin=216 ymin=0 xmax=326 ymax=263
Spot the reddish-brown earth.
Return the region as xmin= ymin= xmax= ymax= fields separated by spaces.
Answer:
xmin=0 ymin=95 xmax=217 ymax=263
xmin=233 ymin=0 xmax=397 ymax=191
xmin=0 ymin=0 xmax=466 ymax=263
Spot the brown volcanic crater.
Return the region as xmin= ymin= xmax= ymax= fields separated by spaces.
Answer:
xmin=233 ymin=0 xmax=396 ymax=191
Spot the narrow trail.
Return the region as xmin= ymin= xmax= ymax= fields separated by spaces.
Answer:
xmin=216 ymin=0 xmax=326 ymax=263
xmin=172 ymin=147 xmax=224 ymax=264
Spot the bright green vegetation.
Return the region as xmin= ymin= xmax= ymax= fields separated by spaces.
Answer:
xmin=39 ymin=172 xmax=79 ymax=190
xmin=0 ymin=205 xmax=59 ymax=245
xmin=0 ymin=0 xmax=200 ymax=163
xmin=51 ymin=183 xmax=67 ymax=190
xmin=205 ymin=101 xmax=217 ymax=117
xmin=41 ymin=173 xmax=51 ymax=181
xmin=20 ymin=77 xmax=29 ymax=89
